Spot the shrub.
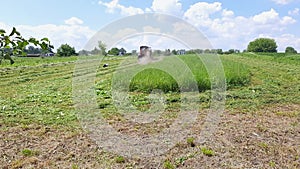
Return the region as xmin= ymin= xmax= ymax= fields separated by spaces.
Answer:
xmin=247 ymin=38 xmax=277 ymax=53
xmin=285 ymin=46 xmax=297 ymax=54
xmin=57 ymin=44 xmax=77 ymax=57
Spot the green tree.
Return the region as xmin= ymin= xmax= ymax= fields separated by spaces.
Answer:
xmin=171 ymin=49 xmax=177 ymax=55
xmin=108 ymin=47 xmax=120 ymax=56
xmin=57 ymin=44 xmax=77 ymax=57
xmin=216 ymin=49 xmax=223 ymax=54
xmin=247 ymin=38 xmax=277 ymax=53
xmin=98 ymin=41 xmax=107 ymax=56
xmin=25 ymin=46 xmax=42 ymax=54
xmin=0 ymin=27 xmax=53 ymax=64
xmin=228 ymin=49 xmax=235 ymax=54
xmin=224 ymin=49 xmax=236 ymax=54
xmin=204 ymin=49 xmax=211 ymax=53
xmin=285 ymin=46 xmax=297 ymax=54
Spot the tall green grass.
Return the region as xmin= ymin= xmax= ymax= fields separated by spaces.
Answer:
xmin=115 ymin=54 xmax=250 ymax=93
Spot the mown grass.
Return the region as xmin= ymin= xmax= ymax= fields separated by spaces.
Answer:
xmin=0 ymin=53 xmax=300 ymax=168
xmin=0 ymin=57 xmax=78 ymax=127
xmin=240 ymin=52 xmax=300 ymax=65
xmin=1 ymin=53 xmax=299 ymax=126
xmin=224 ymin=53 xmax=300 ymax=112
xmin=0 ymin=56 xmax=77 ymax=67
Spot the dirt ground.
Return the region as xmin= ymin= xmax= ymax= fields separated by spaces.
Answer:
xmin=1 ymin=104 xmax=299 ymax=169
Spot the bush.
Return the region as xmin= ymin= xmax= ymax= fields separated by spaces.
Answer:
xmin=285 ymin=46 xmax=297 ymax=54
xmin=247 ymin=38 xmax=277 ymax=53
xmin=57 ymin=44 xmax=77 ymax=57
xmin=108 ymin=47 xmax=120 ymax=56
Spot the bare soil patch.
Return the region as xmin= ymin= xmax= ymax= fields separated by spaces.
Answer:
xmin=1 ymin=104 xmax=299 ymax=168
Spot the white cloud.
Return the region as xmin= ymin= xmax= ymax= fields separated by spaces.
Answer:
xmin=184 ymin=2 xmax=222 ymax=27
xmin=222 ymin=9 xmax=234 ymax=18
xmin=98 ymin=0 xmax=184 ymax=16
xmin=65 ymin=17 xmax=84 ymax=25
xmin=280 ymin=16 xmax=296 ymax=24
xmin=151 ymin=0 xmax=183 ymax=16
xmin=98 ymin=0 xmax=144 ymax=16
xmin=184 ymin=2 xmax=222 ymax=17
xmin=145 ymin=8 xmax=152 ymax=13
xmin=0 ymin=22 xmax=11 ymax=31
xmin=253 ymin=8 xmax=279 ymax=24
xmin=99 ymin=0 xmax=118 ymax=13
xmin=143 ymin=26 xmax=160 ymax=33
xmin=276 ymin=34 xmax=300 ymax=51
xmin=251 ymin=8 xmax=296 ymax=25
xmin=288 ymin=8 xmax=299 ymax=15
xmin=271 ymin=0 xmax=295 ymax=5
xmin=182 ymin=3 xmax=298 ymax=50
xmin=95 ymin=1 xmax=299 ymax=52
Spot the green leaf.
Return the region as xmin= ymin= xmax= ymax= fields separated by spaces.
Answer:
xmin=11 ymin=41 xmax=16 ymax=47
xmin=21 ymin=51 xmax=27 ymax=56
xmin=4 ymin=36 xmax=11 ymax=45
xmin=0 ymin=29 xmax=6 ymax=34
xmin=17 ymin=41 xmax=28 ymax=49
xmin=41 ymin=37 xmax=49 ymax=42
xmin=24 ymin=41 xmax=29 ymax=47
xmin=10 ymin=27 xmax=21 ymax=36
xmin=9 ymin=27 xmax=17 ymax=36
xmin=29 ymin=38 xmax=39 ymax=45
xmin=16 ymin=36 xmax=25 ymax=40
xmin=40 ymin=42 xmax=48 ymax=50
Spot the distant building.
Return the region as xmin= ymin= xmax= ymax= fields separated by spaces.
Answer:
xmin=119 ymin=48 xmax=127 ymax=56
xmin=118 ymin=52 xmax=124 ymax=56
xmin=26 ymin=54 xmax=40 ymax=57
xmin=44 ymin=53 xmax=55 ymax=57
xmin=177 ymin=49 xmax=186 ymax=55
xmin=26 ymin=52 xmax=55 ymax=57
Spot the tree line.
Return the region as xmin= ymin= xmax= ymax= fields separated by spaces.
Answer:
xmin=0 ymin=27 xmax=298 ymax=64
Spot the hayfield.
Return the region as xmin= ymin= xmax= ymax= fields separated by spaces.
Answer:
xmin=0 ymin=53 xmax=299 ymax=168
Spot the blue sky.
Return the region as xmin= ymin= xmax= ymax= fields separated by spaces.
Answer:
xmin=1 ymin=0 xmax=300 ymax=52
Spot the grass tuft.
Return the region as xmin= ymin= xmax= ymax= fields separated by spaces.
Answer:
xmin=163 ymin=160 xmax=175 ymax=169
xmin=201 ymin=147 xmax=215 ymax=156
xmin=115 ymin=156 xmax=125 ymax=163
xmin=21 ymin=148 xmax=35 ymax=157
